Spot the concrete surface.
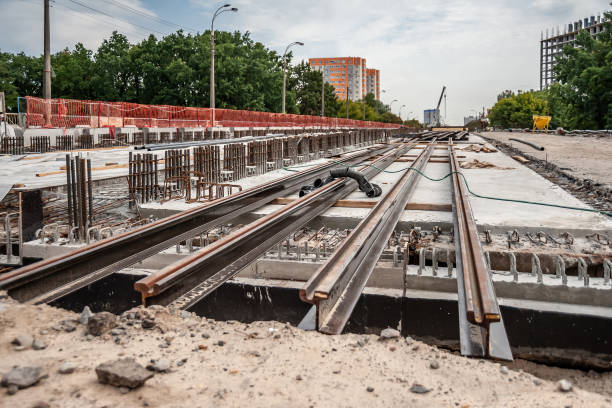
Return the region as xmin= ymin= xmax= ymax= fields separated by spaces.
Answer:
xmin=482 ymin=131 xmax=612 ymax=188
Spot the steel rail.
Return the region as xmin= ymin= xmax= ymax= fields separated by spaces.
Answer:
xmin=299 ymin=139 xmax=437 ymax=334
xmin=449 ymin=140 xmax=512 ymax=360
xmin=0 ymin=145 xmax=388 ymax=303
xmin=134 ymin=142 xmax=418 ymax=308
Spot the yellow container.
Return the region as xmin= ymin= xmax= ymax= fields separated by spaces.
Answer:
xmin=533 ymin=115 xmax=551 ymax=132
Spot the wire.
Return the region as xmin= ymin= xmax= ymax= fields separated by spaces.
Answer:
xmin=50 ymin=0 xmax=154 ymax=38
xmin=104 ymin=0 xmax=199 ymax=33
xmin=283 ymin=160 xmax=612 ymax=217
xmin=64 ymin=0 xmax=167 ymax=35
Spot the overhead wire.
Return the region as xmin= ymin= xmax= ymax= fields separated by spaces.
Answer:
xmin=103 ymin=0 xmax=199 ymax=33
xmin=49 ymin=0 xmax=154 ymax=38
xmin=63 ymin=0 xmax=168 ymax=36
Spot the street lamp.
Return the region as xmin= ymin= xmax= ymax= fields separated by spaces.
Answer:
xmin=389 ymin=99 xmax=398 ymax=113
xmin=282 ymin=41 xmax=304 ymax=114
xmin=399 ymin=104 xmax=406 ymax=121
xmin=210 ymin=4 xmax=238 ymax=127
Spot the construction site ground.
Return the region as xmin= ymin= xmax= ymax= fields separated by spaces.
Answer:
xmin=1 ymin=294 xmax=611 ymax=408
xmin=481 ymin=131 xmax=612 ymax=189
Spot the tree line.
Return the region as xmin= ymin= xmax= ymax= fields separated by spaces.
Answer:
xmin=0 ymin=30 xmax=405 ymax=124
xmin=489 ymin=11 xmax=611 ymax=130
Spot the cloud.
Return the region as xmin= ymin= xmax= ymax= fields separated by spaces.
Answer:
xmin=0 ymin=0 xmax=166 ymax=55
xmin=1 ymin=0 xmax=608 ymax=124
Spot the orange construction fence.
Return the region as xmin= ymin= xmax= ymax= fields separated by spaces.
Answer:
xmin=24 ymin=96 xmax=399 ymax=130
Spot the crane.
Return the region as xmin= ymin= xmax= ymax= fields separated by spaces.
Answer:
xmin=435 ymin=86 xmax=446 ymax=127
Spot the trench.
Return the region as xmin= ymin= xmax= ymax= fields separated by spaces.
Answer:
xmin=47 ymin=270 xmax=612 ymax=372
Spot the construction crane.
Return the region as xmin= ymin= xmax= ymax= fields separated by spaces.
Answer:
xmin=435 ymin=86 xmax=446 ymax=127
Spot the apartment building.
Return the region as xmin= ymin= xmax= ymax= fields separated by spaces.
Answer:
xmin=309 ymin=57 xmax=380 ymax=101
xmin=365 ymin=68 xmax=380 ymax=101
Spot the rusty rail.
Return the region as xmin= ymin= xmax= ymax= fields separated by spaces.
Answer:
xmin=0 ymin=145 xmax=387 ymax=304
xmin=299 ymin=139 xmax=437 ymax=334
xmin=134 ymin=141 xmax=418 ymax=308
xmin=449 ymin=140 xmax=512 ymax=360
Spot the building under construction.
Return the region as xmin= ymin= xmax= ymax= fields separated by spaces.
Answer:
xmin=540 ymin=13 xmax=606 ymax=89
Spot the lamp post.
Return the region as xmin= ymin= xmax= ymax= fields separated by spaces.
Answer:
xmin=321 ymin=73 xmax=325 ymax=117
xmin=282 ymin=41 xmax=304 ymax=114
xmin=399 ymin=104 xmax=406 ymax=121
xmin=389 ymin=99 xmax=398 ymax=115
xmin=210 ymin=4 xmax=238 ymax=127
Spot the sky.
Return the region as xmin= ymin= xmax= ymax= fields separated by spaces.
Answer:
xmin=0 ymin=0 xmax=608 ymax=124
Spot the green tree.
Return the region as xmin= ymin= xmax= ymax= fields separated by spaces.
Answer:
xmin=0 ymin=51 xmax=42 ymax=111
xmin=0 ymin=52 xmax=19 ymax=111
xmin=288 ymin=61 xmax=339 ymax=116
xmin=51 ymin=43 xmax=94 ymax=99
xmin=90 ymin=32 xmax=132 ymax=101
xmin=488 ymin=91 xmax=549 ymax=128
xmin=551 ymin=11 xmax=612 ymax=129
xmin=403 ymin=119 xmax=422 ymax=128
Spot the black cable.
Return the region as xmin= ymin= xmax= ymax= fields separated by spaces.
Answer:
xmin=64 ymin=0 xmax=167 ymax=35
xmin=50 ymin=0 xmax=153 ymax=38
xmin=104 ymin=0 xmax=199 ymax=33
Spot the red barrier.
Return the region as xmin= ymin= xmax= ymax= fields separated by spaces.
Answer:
xmin=24 ymin=96 xmax=400 ymax=130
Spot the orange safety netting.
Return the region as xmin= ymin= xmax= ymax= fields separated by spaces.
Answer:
xmin=24 ymin=96 xmax=399 ymax=130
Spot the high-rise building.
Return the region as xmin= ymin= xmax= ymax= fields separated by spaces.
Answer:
xmin=365 ymin=68 xmax=380 ymax=101
xmin=309 ymin=57 xmax=380 ymax=101
xmin=540 ymin=13 xmax=606 ymax=89
xmin=424 ymin=109 xmax=439 ymax=127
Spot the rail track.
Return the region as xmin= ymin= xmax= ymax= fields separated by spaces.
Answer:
xmin=134 ymin=141 xmax=418 ymax=308
xmin=0 ymin=144 xmax=389 ymax=303
xmin=0 ymin=130 xmax=513 ymax=360
xmin=449 ymin=140 xmax=512 ymax=360
xmin=299 ymin=139 xmax=437 ymax=334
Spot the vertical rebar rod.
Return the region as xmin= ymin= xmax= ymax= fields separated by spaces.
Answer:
xmin=87 ymin=159 xmax=93 ymax=227
xmin=79 ymin=158 xmax=87 ymax=240
xmin=65 ymin=154 xmax=73 ymax=228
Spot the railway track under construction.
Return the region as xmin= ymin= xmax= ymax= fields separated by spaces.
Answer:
xmin=1 ymin=130 xmax=558 ymax=361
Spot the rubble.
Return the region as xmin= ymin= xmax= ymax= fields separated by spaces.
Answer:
xmin=88 ymin=312 xmax=118 ymax=336
xmin=95 ymin=358 xmax=154 ymax=389
xmin=1 ymin=366 xmax=48 ymax=390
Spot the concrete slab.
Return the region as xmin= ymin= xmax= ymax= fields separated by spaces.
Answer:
xmin=462 ymin=135 xmax=612 ymax=232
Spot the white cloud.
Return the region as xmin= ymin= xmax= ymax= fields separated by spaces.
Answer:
xmin=1 ymin=0 xmax=608 ymax=123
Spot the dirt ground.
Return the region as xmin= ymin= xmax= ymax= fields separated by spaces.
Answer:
xmin=1 ymin=295 xmax=611 ymax=408
xmin=481 ymin=132 xmax=612 ymax=188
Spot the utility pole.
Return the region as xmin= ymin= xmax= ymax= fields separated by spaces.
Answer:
xmin=321 ymin=75 xmax=325 ymax=117
xmin=43 ymin=0 xmax=51 ymax=125
xmin=345 ymin=83 xmax=349 ymax=119
xmin=43 ymin=0 xmax=51 ymax=99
